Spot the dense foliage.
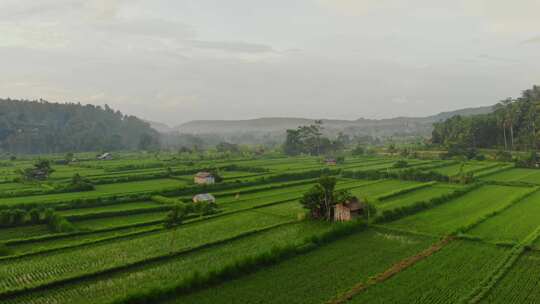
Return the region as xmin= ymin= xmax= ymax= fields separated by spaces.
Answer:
xmin=16 ymin=159 xmax=55 ymax=181
xmin=283 ymin=121 xmax=347 ymax=156
xmin=299 ymin=175 xmax=353 ymax=220
xmin=432 ymin=85 xmax=540 ymax=152
xmin=0 ymin=99 xmax=159 ymax=154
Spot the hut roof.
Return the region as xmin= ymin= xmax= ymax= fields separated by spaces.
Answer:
xmin=193 ymin=193 xmax=215 ymax=202
xmin=195 ymin=172 xmax=213 ymax=178
xmin=343 ymin=197 xmax=364 ymax=211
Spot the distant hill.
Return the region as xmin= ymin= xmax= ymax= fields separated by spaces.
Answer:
xmin=145 ymin=120 xmax=175 ymax=133
xmin=0 ymin=99 xmax=159 ymax=154
xmin=167 ymin=105 xmax=494 ymax=138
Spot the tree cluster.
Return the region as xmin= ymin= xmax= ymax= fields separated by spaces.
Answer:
xmin=283 ymin=121 xmax=347 ymax=156
xmin=0 ymin=207 xmax=74 ymax=232
xmin=299 ymin=175 xmax=354 ymax=221
xmin=16 ymin=159 xmax=55 ymax=182
xmin=0 ymin=99 xmax=160 ymax=154
xmin=432 ymin=85 xmax=540 ymax=153
xmin=163 ymin=200 xmax=219 ymax=228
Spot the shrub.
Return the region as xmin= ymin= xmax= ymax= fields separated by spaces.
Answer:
xmin=494 ymin=150 xmax=512 ymax=162
xmin=393 ymin=160 xmax=408 ymax=168
xmin=475 ymin=154 xmax=486 ymax=161
xmin=46 ymin=213 xmax=77 ymax=233
xmin=0 ymin=243 xmax=11 ymax=256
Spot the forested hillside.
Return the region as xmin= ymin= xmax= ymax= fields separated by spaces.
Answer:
xmin=432 ymin=85 xmax=540 ymax=151
xmin=0 ymin=99 xmax=159 ymax=154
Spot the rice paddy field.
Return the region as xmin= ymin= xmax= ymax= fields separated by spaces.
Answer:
xmin=1 ymin=152 xmax=540 ymax=303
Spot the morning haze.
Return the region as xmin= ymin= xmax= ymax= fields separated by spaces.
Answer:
xmin=1 ymin=0 xmax=539 ymax=125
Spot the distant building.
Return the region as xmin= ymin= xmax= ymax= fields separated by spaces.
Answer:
xmin=325 ymin=158 xmax=337 ymax=166
xmin=193 ymin=193 xmax=216 ymax=203
xmin=334 ymin=197 xmax=365 ymax=222
xmin=97 ymin=152 xmax=113 ymax=161
xmin=32 ymin=169 xmax=50 ymax=181
xmin=194 ymin=172 xmax=215 ymax=185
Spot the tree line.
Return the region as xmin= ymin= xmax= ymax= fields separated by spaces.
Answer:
xmin=432 ymin=85 xmax=540 ymax=152
xmin=0 ymin=99 xmax=160 ymax=154
xmin=283 ymin=121 xmax=349 ymax=156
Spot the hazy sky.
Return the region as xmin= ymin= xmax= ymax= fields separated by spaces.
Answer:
xmin=1 ymin=0 xmax=540 ymax=125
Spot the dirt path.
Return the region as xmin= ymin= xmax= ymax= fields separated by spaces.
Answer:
xmin=326 ymin=236 xmax=454 ymax=304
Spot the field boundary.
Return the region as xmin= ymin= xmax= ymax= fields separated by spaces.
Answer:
xmin=375 ymin=181 xmax=437 ymax=202
xmin=459 ymin=225 xmax=540 ymax=303
xmin=1 ymin=198 xmax=302 ymax=261
xmin=452 ymin=186 xmax=540 ymax=235
xmin=0 ymin=220 xmax=300 ymax=301
xmin=110 ymin=221 xmax=369 ymax=304
xmin=326 ymin=236 xmax=454 ymax=304
xmin=374 ymin=182 xmax=482 ymax=224
xmin=475 ymin=164 xmax=514 ymax=179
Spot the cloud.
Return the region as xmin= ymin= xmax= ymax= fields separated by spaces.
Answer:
xmin=93 ymin=18 xmax=194 ymax=40
xmin=0 ymin=0 xmax=128 ymax=20
xmin=476 ymin=54 xmax=520 ymax=63
xmin=83 ymin=0 xmax=125 ymax=21
xmin=522 ymin=36 xmax=540 ymax=44
xmin=462 ymin=0 xmax=540 ymax=34
xmin=189 ymin=40 xmax=274 ymax=54
xmin=318 ymin=0 xmax=406 ymax=16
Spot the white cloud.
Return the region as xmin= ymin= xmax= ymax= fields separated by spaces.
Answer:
xmin=1 ymin=0 xmax=540 ymax=124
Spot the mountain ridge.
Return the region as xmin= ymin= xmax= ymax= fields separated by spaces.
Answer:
xmin=154 ymin=105 xmax=494 ymax=136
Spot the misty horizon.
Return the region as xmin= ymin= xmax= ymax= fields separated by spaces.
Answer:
xmin=2 ymin=1 xmax=539 ymax=125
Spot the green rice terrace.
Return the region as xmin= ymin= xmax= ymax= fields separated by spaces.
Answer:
xmin=1 ymin=152 xmax=540 ymax=304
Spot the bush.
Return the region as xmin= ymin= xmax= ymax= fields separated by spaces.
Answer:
xmin=474 ymin=154 xmax=486 ymax=161
xmin=46 ymin=213 xmax=77 ymax=233
xmin=515 ymin=151 xmax=539 ymax=168
xmin=494 ymin=150 xmax=512 ymax=162
xmin=351 ymin=145 xmax=365 ymax=156
xmin=393 ymin=160 xmax=408 ymax=168
xmin=0 ymin=243 xmax=11 ymax=256
xmin=151 ymin=195 xmax=181 ymax=205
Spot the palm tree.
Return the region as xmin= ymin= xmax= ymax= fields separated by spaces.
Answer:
xmin=494 ymin=103 xmax=507 ymax=150
xmin=501 ymin=98 xmax=515 ymax=150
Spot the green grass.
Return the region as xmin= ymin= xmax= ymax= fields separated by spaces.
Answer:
xmin=58 ymin=201 xmax=163 ymax=217
xmin=250 ymin=200 xmax=305 ymax=218
xmin=348 ymin=240 xmax=509 ymax=304
xmin=5 ymin=224 xmax=163 ymax=256
xmin=0 ymin=209 xmax=293 ymax=294
xmin=384 ymin=185 xmax=531 ymax=235
xmin=0 ymin=183 xmax=42 ymax=192
xmin=482 ymin=168 xmax=540 ymax=183
xmin=0 ymin=225 xmax=50 ymax=242
xmin=3 ymin=221 xmax=337 ymax=304
xmin=479 ymin=251 xmax=540 ymax=303
xmin=168 ymin=229 xmax=434 ymax=304
xmin=432 ymin=161 xmax=491 ymax=176
xmin=468 ymin=190 xmax=540 ymax=243
xmin=73 ymin=211 xmax=169 ymax=230
xmin=349 ymin=179 xmax=426 ymax=201
xmin=375 ymin=184 xmax=461 ymax=212
xmin=0 ymin=178 xmax=186 ymax=207
xmin=5 ymin=155 xmax=540 ymax=304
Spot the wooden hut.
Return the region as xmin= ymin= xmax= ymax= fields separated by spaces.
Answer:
xmin=334 ymin=197 xmax=365 ymax=222
xmin=192 ymin=193 xmax=216 ymax=203
xmin=194 ymin=172 xmax=215 ymax=185
xmin=325 ymin=158 xmax=337 ymax=166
